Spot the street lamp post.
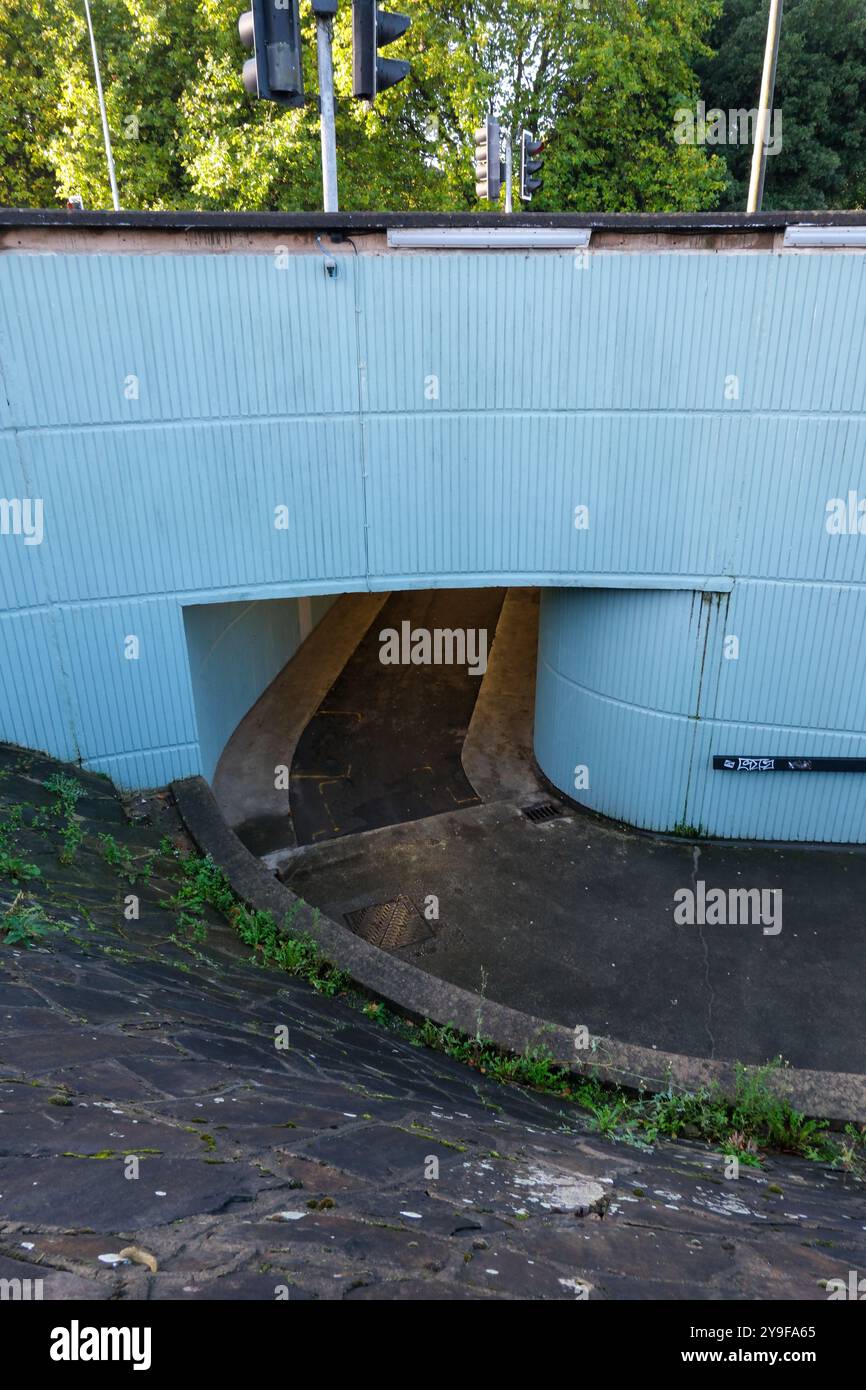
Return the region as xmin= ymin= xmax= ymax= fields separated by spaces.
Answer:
xmin=747 ymin=0 xmax=784 ymax=213
xmin=83 ymin=0 xmax=120 ymax=210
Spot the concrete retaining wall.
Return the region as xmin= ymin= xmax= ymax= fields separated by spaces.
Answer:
xmin=1 ymin=236 xmax=864 ymax=836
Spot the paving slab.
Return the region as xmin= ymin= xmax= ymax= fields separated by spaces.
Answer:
xmin=0 ymin=1153 xmax=281 ymax=1231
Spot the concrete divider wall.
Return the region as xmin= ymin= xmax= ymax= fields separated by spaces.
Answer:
xmin=1 ymin=243 xmax=864 ymax=837
xmin=183 ymin=594 xmax=336 ymax=782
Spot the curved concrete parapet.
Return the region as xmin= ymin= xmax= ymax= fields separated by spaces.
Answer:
xmin=172 ymin=775 xmax=866 ymax=1125
xmin=534 ymin=587 xmax=866 ymax=842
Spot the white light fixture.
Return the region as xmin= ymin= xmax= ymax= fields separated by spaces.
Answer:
xmin=783 ymin=225 xmax=866 ymax=248
xmin=386 ymin=227 xmax=592 ymax=250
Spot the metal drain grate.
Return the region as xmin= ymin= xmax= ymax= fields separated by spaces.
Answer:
xmin=343 ymin=895 xmax=432 ymax=951
xmin=521 ymin=801 xmax=563 ymax=823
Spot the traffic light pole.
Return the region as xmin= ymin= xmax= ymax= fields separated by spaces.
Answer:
xmin=504 ymin=133 xmax=513 ymax=214
xmin=316 ymin=17 xmax=339 ymax=212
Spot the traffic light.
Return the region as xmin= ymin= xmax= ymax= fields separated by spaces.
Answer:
xmin=238 ymin=0 xmax=304 ymax=107
xmin=520 ymin=129 xmax=544 ymax=200
xmin=474 ymin=118 xmax=502 ymax=202
xmin=352 ymin=1 xmax=411 ymax=101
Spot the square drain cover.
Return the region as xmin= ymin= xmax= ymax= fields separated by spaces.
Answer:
xmin=344 ymin=895 xmax=432 ymax=951
xmin=522 ymin=801 xmax=563 ymax=823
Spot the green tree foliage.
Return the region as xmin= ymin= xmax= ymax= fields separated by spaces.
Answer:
xmin=696 ymin=0 xmax=866 ymax=210
xmin=0 ymin=2 xmax=64 ymax=207
xmin=534 ymin=0 xmax=727 ymax=211
xmin=0 ymin=0 xmax=724 ymax=213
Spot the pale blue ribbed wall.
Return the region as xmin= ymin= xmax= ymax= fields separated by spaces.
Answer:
xmin=184 ymin=594 xmax=335 ymax=783
xmin=534 ymin=586 xmax=866 ymax=841
xmin=0 ymin=247 xmax=864 ymax=839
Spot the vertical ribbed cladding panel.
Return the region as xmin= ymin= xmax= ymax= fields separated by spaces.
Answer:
xmin=0 ymin=254 xmax=359 ymax=427
xmin=686 ymin=720 xmax=866 ymax=843
xmin=360 ymin=252 xmax=765 ymax=415
xmin=85 ymin=744 xmax=200 ymax=790
xmin=0 ymin=433 xmax=51 ymax=612
xmin=753 ymin=255 xmax=866 ymax=414
xmin=534 ymin=652 xmax=696 ymax=831
xmin=364 ymin=413 xmax=736 ymax=584
xmin=536 ymin=582 xmax=866 ymax=842
xmin=714 ymin=580 xmax=866 ymax=733
xmin=21 ymin=417 xmax=366 ymax=604
xmin=0 ymin=304 xmax=15 ymax=433
xmin=540 ymin=587 xmax=706 ymax=716
xmin=730 ymin=415 xmax=866 ymax=583
xmin=690 ymin=588 xmax=729 ymax=720
xmin=534 ymin=587 xmax=704 ymax=831
xmin=0 ymin=609 xmax=76 ymax=759
xmin=54 ymin=597 xmax=198 ymax=765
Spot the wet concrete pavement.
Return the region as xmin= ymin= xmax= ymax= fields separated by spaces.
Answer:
xmin=280 ymin=799 xmax=866 ymax=1074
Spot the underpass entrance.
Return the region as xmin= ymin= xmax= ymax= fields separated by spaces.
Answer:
xmin=289 ymin=588 xmax=506 ymax=845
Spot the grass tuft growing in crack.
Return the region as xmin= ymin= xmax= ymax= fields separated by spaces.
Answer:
xmin=165 ymin=851 xmax=349 ymax=996
xmin=616 ymin=1062 xmax=837 ymax=1166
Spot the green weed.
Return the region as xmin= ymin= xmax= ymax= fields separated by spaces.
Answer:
xmin=43 ymin=773 xmax=86 ymax=819
xmin=0 ymin=849 xmax=42 ymax=882
xmin=1 ymin=893 xmax=57 ymax=947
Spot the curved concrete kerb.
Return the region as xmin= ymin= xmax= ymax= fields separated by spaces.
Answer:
xmin=172 ymin=777 xmax=866 ymax=1126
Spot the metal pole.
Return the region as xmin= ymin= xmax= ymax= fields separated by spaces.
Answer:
xmin=316 ymin=17 xmax=339 ymax=213
xmin=83 ymin=0 xmax=120 ymax=211
xmin=746 ymin=0 xmax=784 ymax=213
xmin=504 ymin=132 xmax=513 ymax=214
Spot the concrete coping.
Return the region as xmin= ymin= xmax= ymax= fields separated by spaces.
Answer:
xmin=172 ymin=776 xmax=866 ymax=1127
xmin=5 ymin=208 xmax=866 ymax=231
